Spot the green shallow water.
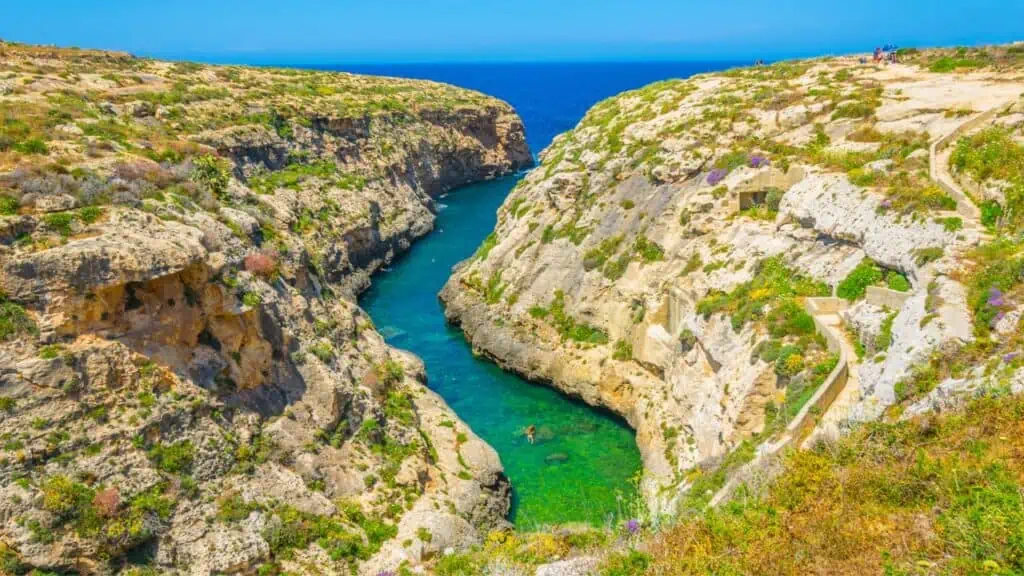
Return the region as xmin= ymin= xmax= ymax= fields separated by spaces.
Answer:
xmin=359 ymin=176 xmax=642 ymax=529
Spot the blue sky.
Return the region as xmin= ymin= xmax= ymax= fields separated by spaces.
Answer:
xmin=2 ymin=0 xmax=1022 ymax=63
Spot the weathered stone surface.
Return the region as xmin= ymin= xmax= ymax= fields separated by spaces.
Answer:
xmin=0 ymin=41 xmax=527 ymax=575
xmin=441 ymin=51 xmax=1023 ymax=517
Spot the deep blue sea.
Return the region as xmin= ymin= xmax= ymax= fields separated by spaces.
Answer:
xmin=323 ymin=62 xmax=739 ymax=527
xmin=312 ymin=62 xmax=744 ymax=155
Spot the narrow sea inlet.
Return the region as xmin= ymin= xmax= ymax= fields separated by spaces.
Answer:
xmin=359 ymin=176 xmax=642 ymax=528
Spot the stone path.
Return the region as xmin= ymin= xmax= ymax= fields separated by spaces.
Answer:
xmin=703 ymin=99 xmax=1024 ymax=505
xmin=930 ymin=98 xmax=1020 ymax=225
xmin=708 ymin=297 xmax=859 ymax=507
xmin=800 ymin=306 xmax=862 ymax=448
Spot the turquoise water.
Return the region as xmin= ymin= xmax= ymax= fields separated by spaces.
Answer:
xmin=359 ymin=177 xmax=642 ymax=528
xmin=344 ymin=59 xmax=740 ymax=528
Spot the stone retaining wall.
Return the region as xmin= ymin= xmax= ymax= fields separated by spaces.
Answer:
xmin=709 ymin=297 xmax=851 ymax=506
xmin=865 ymin=286 xmax=912 ymax=310
xmin=729 ymin=166 xmax=807 ymax=212
xmin=931 ymin=101 xmax=1018 ymax=220
xmin=786 ymin=298 xmax=850 ymax=445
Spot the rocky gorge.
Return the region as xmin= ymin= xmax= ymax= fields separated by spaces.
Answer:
xmin=3 ymin=37 xmax=1024 ymax=576
xmin=441 ymin=44 xmax=1024 ymax=524
xmin=0 ymin=41 xmax=532 ymax=575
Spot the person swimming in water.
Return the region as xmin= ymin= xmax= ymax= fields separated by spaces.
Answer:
xmin=525 ymin=425 xmax=536 ymax=444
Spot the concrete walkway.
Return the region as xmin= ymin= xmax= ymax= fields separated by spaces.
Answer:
xmin=930 ymin=98 xmax=1020 ymax=224
xmin=708 ymin=297 xmax=858 ymax=507
xmin=800 ymin=309 xmax=861 ymax=448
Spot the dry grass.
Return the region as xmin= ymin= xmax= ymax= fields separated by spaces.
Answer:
xmin=645 ymin=393 xmax=1024 ymax=575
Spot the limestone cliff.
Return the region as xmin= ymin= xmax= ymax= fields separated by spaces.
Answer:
xmin=0 ymin=41 xmax=530 ymax=575
xmin=442 ymin=45 xmax=1024 ymax=513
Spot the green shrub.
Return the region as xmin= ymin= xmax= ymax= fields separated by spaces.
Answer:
xmin=837 ymin=260 xmax=882 ymax=301
xmin=241 ymin=291 xmax=262 ymax=308
xmin=755 ymin=339 xmax=783 ymax=363
xmin=774 ymin=345 xmax=805 ymax=377
xmin=680 ymin=253 xmax=703 ymax=276
xmin=600 ymin=550 xmax=651 ymax=576
xmin=963 ymin=239 xmax=1024 ymax=335
xmin=765 ymin=300 xmax=815 ymax=338
xmin=435 ymin=553 xmax=481 ymax=576
xmin=980 ymin=200 xmax=1003 ymax=228
xmin=42 ymin=476 xmax=94 ymax=520
xmin=191 ymin=154 xmax=232 ymax=200
xmin=147 ymin=440 xmax=195 ymax=474
xmin=950 ymin=127 xmax=1023 ymax=231
xmin=633 ymin=235 xmax=664 ymax=263
xmin=876 ymin=311 xmax=898 ymax=350
xmin=528 ymin=305 xmax=549 ymax=319
xmin=886 ymin=272 xmax=911 ymax=292
xmin=583 ymin=235 xmax=623 ymax=271
xmin=483 ymin=270 xmax=506 ymax=305
xmin=764 ymin=187 xmax=785 ymax=211
xmin=715 ymin=150 xmax=749 ymax=172
xmin=38 ymin=344 xmax=64 ymax=359
xmin=376 ymin=359 xmax=405 ymax=386
xmin=384 ymin=390 xmax=414 ymax=426
xmin=950 ymin=127 xmax=1024 ymax=181
xmin=475 ymin=232 xmax=497 ymax=261
xmin=310 ymin=341 xmax=335 ymax=363
xmin=913 ymin=247 xmax=943 ymax=266
xmin=679 ymin=328 xmax=697 ymax=351
xmin=541 ymin=225 xmax=555 ymax=244
xmin=696 ymin=256 xmax=828 ymax=331
xmin=217 ymin=493 xmax=262 ymax=523
xmin=260 ymin=504 xmax=367 ymax=562
xmin=14 ymin=137 xmax=48 ymax=155
xmin=832 ymin=100 xmax=877 ymax=120
xmin=603 ymin=253 xmax=631 ymax=281
xmin=130 ymin=486 xmax=175 ymax=520
xmin=44 ymin=212 xmax=75 ymax=237
xmin=0 ymin=195 xmax=18 ymax=216
xmin=535 ymin=290 xmax=608 ymax=344
xmin=77 ymin=205 xmax=103 ymax=224
xmin=0 ymin=294 xmax=37 ymax=341
xmin=938 ymin=216 xmax=963 ymax=232
xmin=929 ymin=55 xmax=987 ymax=73
xmin=612 ymin=339 xmax=633 ymax=361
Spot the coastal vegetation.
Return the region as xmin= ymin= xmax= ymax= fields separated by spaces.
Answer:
xmin=6 ymin=33 xmax=1024 ymax=575
xmin=0 ymin=39 xmax=532 ymax=576
xmin=441 ymin=39 xmax=1024 ymax=576
xmin=951 ymin=126 xmax=1024 ymax=233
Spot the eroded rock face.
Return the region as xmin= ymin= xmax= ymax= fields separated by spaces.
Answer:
xmin=0 ymin=42 xmax=528 ymax=575
xmin=441 ymin=53 xmax=1023 ymax=514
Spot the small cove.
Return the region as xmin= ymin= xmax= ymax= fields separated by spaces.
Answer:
xmin=349 ymin=61 xmax=740 ymax=527
xmin=360 ymin=175 xmax=642 ymax=527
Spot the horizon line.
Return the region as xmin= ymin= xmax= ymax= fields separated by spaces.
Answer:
xmin=6 ymin=35 xmax=1017 ymax=69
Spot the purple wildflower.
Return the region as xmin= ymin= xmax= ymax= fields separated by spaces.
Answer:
xmin=987 ymin=287 xmax=1005 ymax=308
xmin=879 ymin=199 xmax=892 ymax=209
xmin=1004 ymin=352 xmax=1020 ymax=363
xmin=626 ymin=519 xmax=641 ymax=534
xmin=707 ymin=168 xmax=728 ymax=186
xmin=750 ymin=155 xmax=770 ymax=168
xmin=377 ymin=572 xmax=396 ymax=576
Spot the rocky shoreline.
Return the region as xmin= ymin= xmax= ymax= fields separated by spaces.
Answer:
xmin=441 ymin=46 xmax=1024 ymax=515
xmin=0 ymin=41 xmax=530 ymax=575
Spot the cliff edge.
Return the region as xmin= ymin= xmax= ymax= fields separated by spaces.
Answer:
xmin=442 ymin=45 xmax=1024 ymax=515
xmin=0 ymin=41 xmax=530 ymax=575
